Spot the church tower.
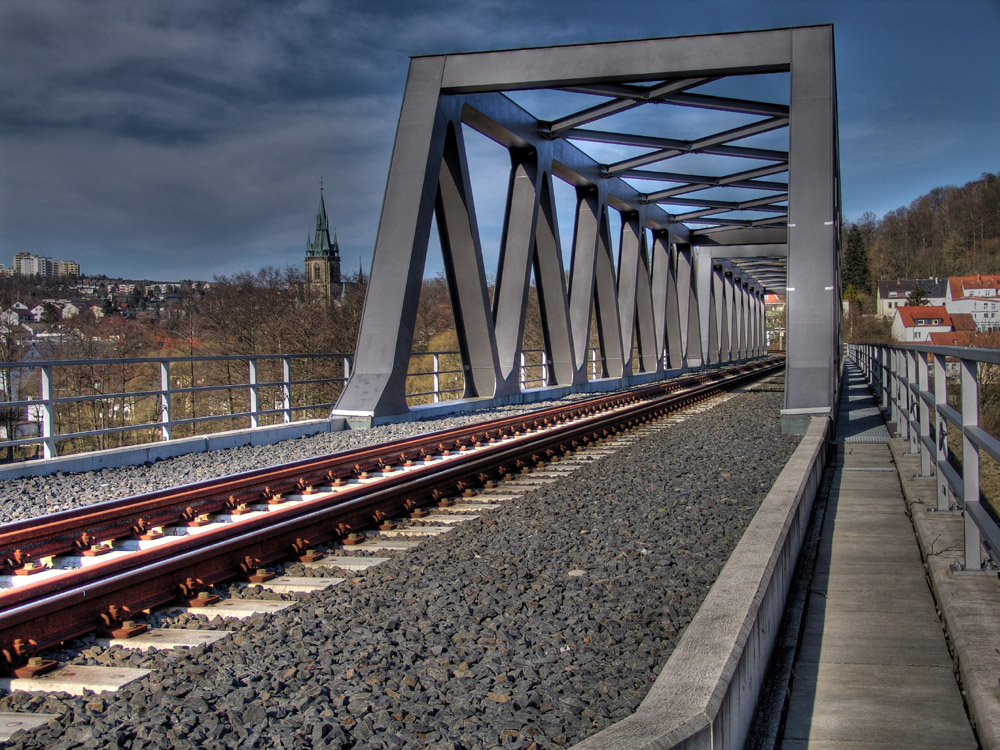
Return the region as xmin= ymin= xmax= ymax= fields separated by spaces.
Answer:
xmin=304 ymin=182 xmax=342 ymax=303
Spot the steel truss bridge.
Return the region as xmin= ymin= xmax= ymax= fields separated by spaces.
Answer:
xmin=332 ymin=25 xmax=841 ymax=433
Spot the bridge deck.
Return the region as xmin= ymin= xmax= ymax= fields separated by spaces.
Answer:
xmin=781 ymin=363 xmax=977 ymax=748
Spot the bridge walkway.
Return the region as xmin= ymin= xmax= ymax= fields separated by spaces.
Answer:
xmin=780 ymin=362 xmax=977 ymax=748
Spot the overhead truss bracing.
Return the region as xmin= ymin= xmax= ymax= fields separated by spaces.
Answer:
xmin=333 ymin=26 xmax=841 ymax=427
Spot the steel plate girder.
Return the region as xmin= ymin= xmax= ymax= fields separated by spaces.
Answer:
xmin=434 ymin=28 xmax=794 ymax=93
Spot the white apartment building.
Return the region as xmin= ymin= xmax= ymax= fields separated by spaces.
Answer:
xmin=945 ymin=275 xmax=1000 ymax=332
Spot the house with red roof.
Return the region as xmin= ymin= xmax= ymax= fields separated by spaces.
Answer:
xmin=891 ymin=305 xmax=955 ymax=343
xmin=945 ymin=274 xmax=1000 ymax=331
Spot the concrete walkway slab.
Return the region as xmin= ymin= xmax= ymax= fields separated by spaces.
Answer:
xmin=781 ymin=362 xmax=977 ymax=749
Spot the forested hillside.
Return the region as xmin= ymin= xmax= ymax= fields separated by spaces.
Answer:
xmin=844 ymin=170 xmax=1000 ymax=293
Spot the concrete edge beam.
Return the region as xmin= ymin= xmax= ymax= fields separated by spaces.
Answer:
xmin=888 ymin=438 xmax=1000 ymax=750
xmin=0 ymin=418 xmax=344 ymax=481
xmin=335 ymin=367 xmax=702 ymax=427
xmin=570 ymin=415 xmax=830 ymax=750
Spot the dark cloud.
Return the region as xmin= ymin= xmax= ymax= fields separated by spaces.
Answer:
xmin=0 ymin=0 xmax=997 ymax=280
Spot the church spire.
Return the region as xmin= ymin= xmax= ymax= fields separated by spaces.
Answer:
xmin=304 ymin=179 xmax=342 ymax=303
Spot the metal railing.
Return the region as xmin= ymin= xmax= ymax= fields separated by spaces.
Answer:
xmin=850 ymin=342 xmax=1000 ymax=572
xmin=1 ymin=345 xmax=705 ymax=462
xmin=0 ymin=353 xmax=353 ymax=461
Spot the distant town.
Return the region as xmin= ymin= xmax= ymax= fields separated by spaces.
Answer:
xmin=0 ymin=251 xmax=213 ymax=332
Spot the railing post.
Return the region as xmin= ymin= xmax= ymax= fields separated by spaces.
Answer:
xmin=159 ymin=360 xmax=172 ymax=441
xmin=519 ymin=352 xmax=526 ymax=389
xmin=281 ymin=357 xmax=291 ymax=423
xmin=894 ymin=350 xmax=906 ymax=438
xmin=906 ymin=350 xmax=918 ymax=452
xmin=248 ymin=358 xmax=259 ymax=429
xmin=885 ymin=349 xmax=895 ymax=424
xmin=933 ymin=353 xmax=951 ymax=511
xmin=960 ymin=356 xmax=982 ymax=571
xmin=590 ymin=349 xmax=597 ymax=380
xmin=916 ymin=351 xmax=931 ymax=476
xmin=40 ymin=365 xmax=56 ymax=459
xmin=541 ymin=351 xmax=549 ymax=387
xmin=432 ymin=354 xmax=441 ymax=404
xmin=879 ymin=347 xmax=890 ymax=420
xmin=343 ymin=356 xmax=351 ymax=380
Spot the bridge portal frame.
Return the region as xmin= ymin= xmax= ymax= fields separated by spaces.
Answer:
xmin=332 ymin=26 xmax=840 ymax=430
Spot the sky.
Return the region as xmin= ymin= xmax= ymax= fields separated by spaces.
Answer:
xmin=1 ymin=0 xmax=997 ymax=282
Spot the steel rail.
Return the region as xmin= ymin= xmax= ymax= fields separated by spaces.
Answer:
xmin=1 ymin=359 xmax=781 ymax=672
xmin=0 ymin=365 xmax=756 ymax=566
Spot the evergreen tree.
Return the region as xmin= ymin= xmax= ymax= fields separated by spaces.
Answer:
xmin=906 ymin=284 xmax=930 ymax=306
xmin=842 ymin=224 xmax=871 ymax=294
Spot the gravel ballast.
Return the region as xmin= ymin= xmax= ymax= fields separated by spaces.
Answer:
xmin=0 ymin=376 xmax=799 ymax=749
xmin=0 ymin=398 xmax=601 ymax=525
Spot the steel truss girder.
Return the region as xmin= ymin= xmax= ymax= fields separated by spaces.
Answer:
xmin=333 ymin=26 xmax=840 ymax=427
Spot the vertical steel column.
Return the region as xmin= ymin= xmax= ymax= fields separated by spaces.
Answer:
xmin=435 ymin=120 xmax=508 ymax=397
xmin=738 ymin=281 xmax=749 ymax=360
xmin=782 ymin=26 xmax=840 ymax=429
xmin=722 ymin=272 xmax=736 ymax=363
xmin=676 ymin=245 xmax=701 ymax=367
xmin=663 ymin=242 xmax=684 ymax=369
xmin=695 ymin=250 xmax=714 ymax=366
xmin=650 ymin=230 xmax=672 ymax=370
xmin=960 ymin=358 xmax=983 ymax=570
xmin=532 ymin=169 xmax=578 ymax=385
xmin=568 ymin=187 xmax=603 ymax=377
xmin=617 ymin=212 xmax=658 ymax=374
xmin=594 ymin=204 xmax=625 ymax=378
xmin=754 ymin=289 xmax=767 ymax=357
xmin=493 ymin=147 xmax=542 ymax=385
xmin=335 ymin=57 xmax=449 ymax=418
xmin=706 ymin=265 xmax=723 ymax=365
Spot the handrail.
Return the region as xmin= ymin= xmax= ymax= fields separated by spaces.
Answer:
xmin=849 ymin=342 xmax=1000 ymax=572
xmin=0 ymin=353 xmax=353 ymax=460
xmin=0 ymin=347 xmax=600 ymax=461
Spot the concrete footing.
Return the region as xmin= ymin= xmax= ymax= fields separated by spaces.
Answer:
xmin=0 ymin=713 xmax=58 ymax=741
xmin=0 ymin=666 xmax=150 ymax=696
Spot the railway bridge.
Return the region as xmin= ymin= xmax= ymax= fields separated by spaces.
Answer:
xmin=331 ymin=26 xmax=840 ymax=434
xmin=0 ymin=25 xmax=996 ymax=750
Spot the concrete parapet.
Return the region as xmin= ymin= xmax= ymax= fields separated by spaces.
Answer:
xmin=571 ymin=417 xmax=830 ymax=750
xmin=0 ymin=418 xmax=344 ymax=481
xmin=888 ymin=438 xmax=1000 ymax=750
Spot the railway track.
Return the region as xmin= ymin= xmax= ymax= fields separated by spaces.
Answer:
xmin=0 ymin=359 xmax=782 ymax=679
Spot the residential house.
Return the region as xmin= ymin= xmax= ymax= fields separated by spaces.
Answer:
xmin=944 ymin=274 xmax=1000 ymax=332
xmin=928 ymin=330 xmax=1000 ymax=348
xmin=60 ymin=302 xmax=82 ymax=319
xmin=877 ymin=278 xmax=947 ymax=318
xmin=29 ymin=303 xmax=50 ymax=323
xmin=891 ymin=305 xmax=970 ymax=343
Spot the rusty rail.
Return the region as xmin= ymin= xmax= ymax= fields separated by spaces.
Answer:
xmin=1 ymin=358 xmax=782 ymax=675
